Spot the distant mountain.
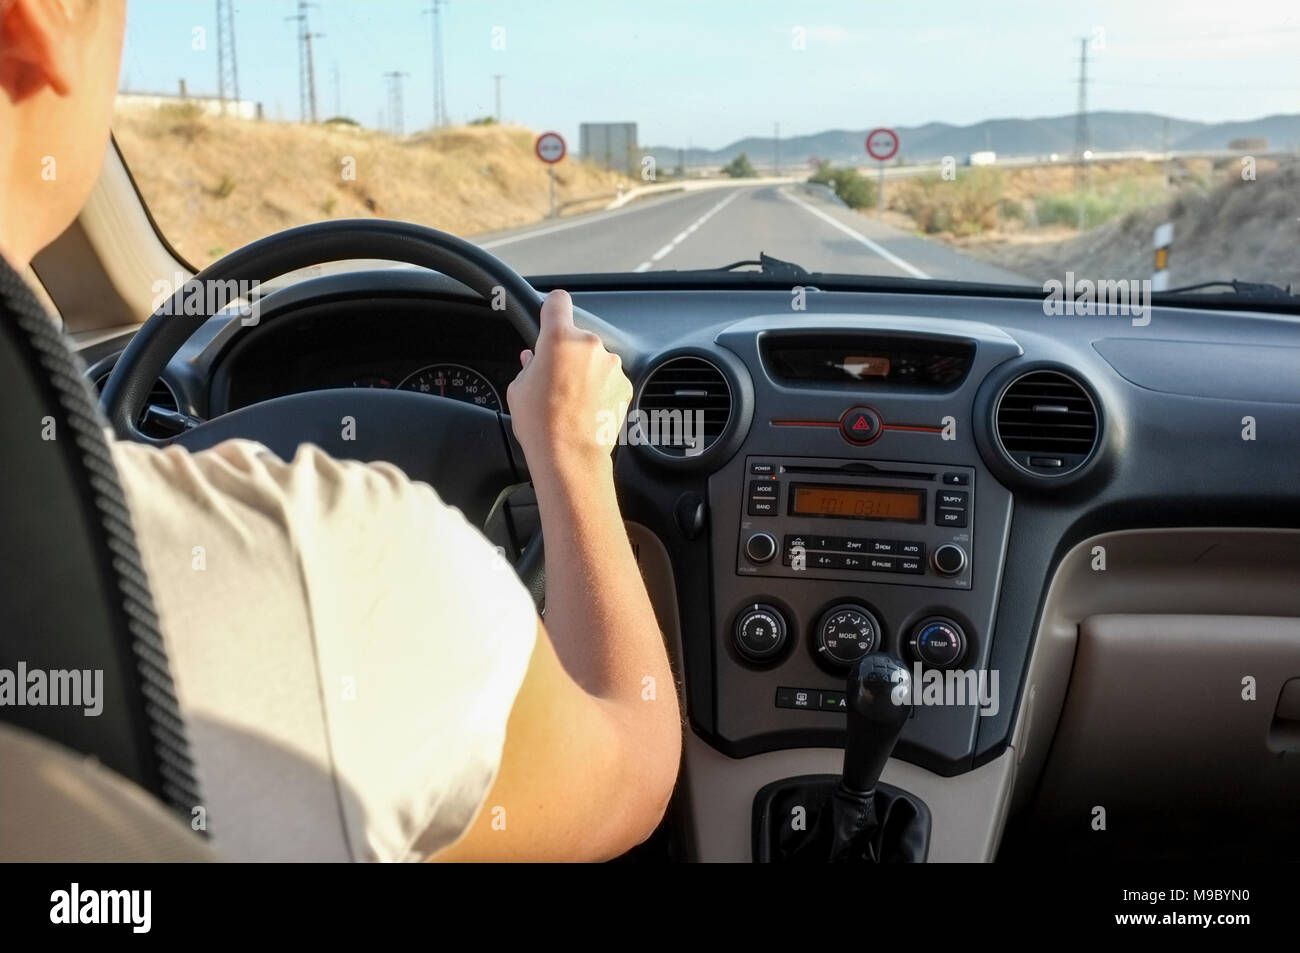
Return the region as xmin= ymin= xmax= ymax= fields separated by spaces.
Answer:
xmin=646 ymin=112 xmax=1300 ymax=169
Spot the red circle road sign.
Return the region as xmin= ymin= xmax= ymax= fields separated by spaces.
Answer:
xmin=865 ymin=128 xmax=899 ymax=162
xmin=535 ymin=132 xmax=567 ymax=164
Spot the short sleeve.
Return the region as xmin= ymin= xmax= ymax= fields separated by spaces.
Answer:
xmin=112 ymin=438 xmax=539 ymax=862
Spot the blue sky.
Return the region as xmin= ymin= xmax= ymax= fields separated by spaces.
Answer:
xmin=119 ymin=0 xmax=1300 ymax=147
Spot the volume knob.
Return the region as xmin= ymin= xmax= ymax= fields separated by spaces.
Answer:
xmin=745 ymin=532 xmax=778 ymax=563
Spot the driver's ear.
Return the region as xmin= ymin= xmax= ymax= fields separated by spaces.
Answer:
xmin=0 ymin=0 xmax=77 ymax=104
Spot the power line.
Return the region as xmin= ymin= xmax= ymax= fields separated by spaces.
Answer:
xmin=215 ymin=0 xmax=240 ymax=114
xmin=423 ymin=1 xmax=448 ymax=127
xmin=1074 ymin=36 xmax=1091 ymax=191
xmin=286 ymin=1 xmax=324 ymax=123
xmin=385 ymin=71 xmax=409 ymax=136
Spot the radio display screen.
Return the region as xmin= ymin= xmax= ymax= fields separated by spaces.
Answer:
xmin=789 ymin=484 xmax=925 ymax=523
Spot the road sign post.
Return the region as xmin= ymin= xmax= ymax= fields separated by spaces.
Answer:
xmin=535 ymin=131 xmax=567 ymax=219
xmin=865 ymin=127 xmax=900 ymax=217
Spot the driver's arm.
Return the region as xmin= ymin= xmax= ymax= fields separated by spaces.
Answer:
xmin=435 ymin=290 xmax=681 ymax=861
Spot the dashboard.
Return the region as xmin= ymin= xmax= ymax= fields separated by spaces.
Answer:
xmin=85 ymin=268 xmax=1300 ymax=860
xmin=212 ymin=295 xmax=526 ymax=414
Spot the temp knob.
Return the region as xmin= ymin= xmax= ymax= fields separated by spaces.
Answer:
xmin=931 ymin=543 xmax=968 ymax=576
xmin=815 ymin=604 xmax=882 ymax=668
xmin=733 ymin=604 xmax=788 ymax=663
xmin=908 ymin=617 xmax=967 ymax=669
xmin=745 ymin=532 xmax=777 ymax=563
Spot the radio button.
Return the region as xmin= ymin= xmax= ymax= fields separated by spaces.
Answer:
xmin=937 ymin=489 xmax=969 ymax=507
xmin=936 ymin=506 xmax=968 ymax=527
xmin=811 ymin=553 xmax=839 ymax=570
xmin=749 ymin=481 xmax=778 ymax=497
xmin=838 ymin=554 xmax=868 ymax=571
xmin=900 ymin=541 xmax=924 ymax=557
xmin=942 ymin=472 xmax=970 ymax=486
xmin=898 ymin=557 xmax=925 ymax=574
xmin=750 ymin=462 xmax=776 ymax=475
xmin=840 ymin=537 xmax=868 ymax=552
xmin=869 ymin=539 xmax=899 ymax=555
xmin=867 ymin=555 xmax=898 ymax=572
xmin=748 ymin=497 xmax=778 ymax=516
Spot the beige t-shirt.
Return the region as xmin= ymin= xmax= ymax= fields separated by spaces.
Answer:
xmin=110 ymin=438 xmax=538 ymax=862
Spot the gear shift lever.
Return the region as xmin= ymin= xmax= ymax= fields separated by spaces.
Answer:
xmin=754 ymin=652 xmax=929 ymax=862
xmin=843 ymin=653 xmax=912 ymax=794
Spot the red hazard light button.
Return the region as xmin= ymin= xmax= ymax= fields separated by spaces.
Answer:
xmin=839 ymin=406 xmax=882 ymax=445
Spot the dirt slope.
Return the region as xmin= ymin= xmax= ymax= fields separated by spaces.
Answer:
xmin=113 ymin=107 xmax=630 ymax=268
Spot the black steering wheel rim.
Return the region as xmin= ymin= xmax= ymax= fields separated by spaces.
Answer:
xmin=102 ymin=218 xmax=543 ymax=442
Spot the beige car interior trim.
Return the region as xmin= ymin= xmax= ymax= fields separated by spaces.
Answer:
xmin=31 ymin=142 xmax=186 ymax=336
xmin=627 ymin=521 xmax=1016 ymax=863
xmin=1010 ymin=528 xmax=1300 ymax=817
xmin=0 ymin=723 xmax=217 ymax=862
xmin=1032 ymin=613 xmax=1300 ymax=823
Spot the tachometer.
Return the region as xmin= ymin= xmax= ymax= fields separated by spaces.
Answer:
xmin=396 ymin=363 xmax=502 ymax=411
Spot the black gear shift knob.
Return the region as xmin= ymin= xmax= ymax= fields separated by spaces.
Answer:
xmin=842 ymin=653 xmax=912 ymax=794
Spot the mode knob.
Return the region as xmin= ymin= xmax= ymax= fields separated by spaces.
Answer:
xmin=733 ymin=604 xmax=788 ymax=663
xmin=744 ymin=532 xmax=778 ymax=564
xmin=815 ymin=603 xmax=882 ymax=669
xmin=931 ymin=543 xmax=968 ymax=576
xmin=908 ymin=617 xmax=967 ymax=670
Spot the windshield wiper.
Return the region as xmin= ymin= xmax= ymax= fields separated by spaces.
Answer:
xmin=692 ymin=252 xmax=812 ymax=280
xmin=1159 ymin=279 xmax=1297 ymax=300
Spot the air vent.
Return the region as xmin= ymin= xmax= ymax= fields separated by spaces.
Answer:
xmin=93 ymin=370 xmax=181 ymax=439
xmin=994 ymin=370 xmax=1098 ymax=475
xmin=635 ymin=356 xmax=732 ymax=458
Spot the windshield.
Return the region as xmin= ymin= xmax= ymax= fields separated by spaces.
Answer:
xmin=115 ymin=1 xmax=1299 ymax=296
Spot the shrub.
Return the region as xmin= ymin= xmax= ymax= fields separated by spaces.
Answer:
xmin=721 ymin=153 xmax=757 ymax=178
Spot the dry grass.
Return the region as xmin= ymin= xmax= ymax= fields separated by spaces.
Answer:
xmin=958 ymin=159 xmax=1300 ymax=288
xmin=113 ymin=105 xmax=631 ymax=267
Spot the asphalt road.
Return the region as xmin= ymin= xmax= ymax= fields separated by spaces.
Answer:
xmin=472 ymin=183 xmax=1030 ymax=284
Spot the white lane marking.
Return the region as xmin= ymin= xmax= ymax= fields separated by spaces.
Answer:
xmin=632 ymin=189 xmax=744 ymax=272
xmin=779 ymin=187 xmax=930 ymax=279
xmin=478 ymin=189 xmax=704 ymax=249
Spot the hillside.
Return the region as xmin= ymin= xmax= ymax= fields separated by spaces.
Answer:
xmin=648 ymin=111 xmax=1300 ymax=168
xmin=957 ymin=159 xmax=1300 ymax=289
xmin=113 ymin=106 xmax=631 ymax=268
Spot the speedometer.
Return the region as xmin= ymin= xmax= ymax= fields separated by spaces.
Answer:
xmin=396 ymin=363 xmax=502 ymax=411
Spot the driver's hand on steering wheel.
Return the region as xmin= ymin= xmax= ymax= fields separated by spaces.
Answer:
xmin=506 ymin=290 xmax=631 ymax=479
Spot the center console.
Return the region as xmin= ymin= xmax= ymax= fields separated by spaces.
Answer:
xmin=701 ymin=317 xmax=1020 ymax=777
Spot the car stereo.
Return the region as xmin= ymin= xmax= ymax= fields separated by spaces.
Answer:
xmin=736 ymin=455 xmax=974 ymax=590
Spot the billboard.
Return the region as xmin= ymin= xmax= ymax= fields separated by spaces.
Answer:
xmin=580 ymin=123 xmax=639 ymax=176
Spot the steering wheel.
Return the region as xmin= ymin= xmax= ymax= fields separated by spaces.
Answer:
xmin=101 ymin=219 xmax=547 ymax=600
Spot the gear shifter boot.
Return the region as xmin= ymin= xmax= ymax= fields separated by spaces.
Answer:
xmin=752 ymin=774 xmax=931 ymax=863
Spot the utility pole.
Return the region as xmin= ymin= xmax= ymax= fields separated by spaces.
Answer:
xmin=423 ymin=1 xmax=448 ymax=127
xmin=215 ymin=0 xmax=240 ymax=115
xmin=385 ymin=71 xmax=409 ymax=136
xmin=286 ymin=1 xmax=323 ymax=123
xmin=774 ymin=122 xmax=781 ymax=175
xmin=493 ymin=73 xmax=503 ymax=122
xmin=1073 ymin=36 xmax=1091 ymax=191
xmin=333 ymin=62 xmax=341 ymax=118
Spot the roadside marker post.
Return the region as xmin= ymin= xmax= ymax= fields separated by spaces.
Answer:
xmin=535 ymin=131 xmax=567 ymax=219
xmin=865 ymin=127 xmax=899 ymax=217
xmin=1153 ymin=222 xmax=1173 ymax=291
